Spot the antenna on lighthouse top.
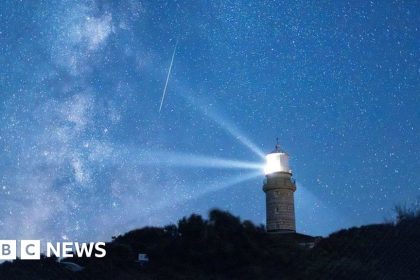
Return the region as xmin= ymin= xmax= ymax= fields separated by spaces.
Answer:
xmin=274 ymin=137 xmax=281 ymax=152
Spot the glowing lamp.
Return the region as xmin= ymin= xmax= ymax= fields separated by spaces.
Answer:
xmin=264 ymin=152 xmax=290 ymax=175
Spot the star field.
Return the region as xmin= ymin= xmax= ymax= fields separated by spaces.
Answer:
xmin=0 ymin=0 xmax=419 ymax=241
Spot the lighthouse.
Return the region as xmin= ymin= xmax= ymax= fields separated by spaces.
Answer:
xmin=263 ymin=141 xmax=296 ymax=233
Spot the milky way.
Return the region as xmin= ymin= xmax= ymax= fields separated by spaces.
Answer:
xmin=0 ymin=1 xmax=419 ymax=241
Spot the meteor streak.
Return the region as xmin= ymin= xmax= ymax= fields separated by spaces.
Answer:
xmin=159 ymin=40 xmax=178 ymax=113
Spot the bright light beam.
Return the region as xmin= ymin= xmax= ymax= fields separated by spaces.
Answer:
xmin=125 ymin=150 xmax=263 ymax=171
xmin=159 ymin=40 xmax=178 ymax=113
xmin=138 ymin=171 xmax=261 ymax=220
xmin=179 ymin=92 xmax=265 ymax=159
xmin=193 ymin=170 xmax=262 ymax=196
xmin=203 ymin=108 xmax=265 ymax=159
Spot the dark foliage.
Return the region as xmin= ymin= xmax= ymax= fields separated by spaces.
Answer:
xmin=0 ymin=208 xmax=419 ymax=279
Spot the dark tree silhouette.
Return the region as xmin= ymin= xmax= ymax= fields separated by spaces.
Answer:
xmin=0 ymin=207 xmax=419 ymax=279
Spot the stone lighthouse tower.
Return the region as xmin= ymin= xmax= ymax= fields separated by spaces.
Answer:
xmin=263 ymin=141 xmax=296 ymax=233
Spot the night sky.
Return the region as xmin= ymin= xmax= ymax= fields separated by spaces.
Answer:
xmin=0 ymin=0 xmax=419 ymax=242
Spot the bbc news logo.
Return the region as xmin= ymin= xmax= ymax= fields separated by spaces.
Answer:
xmin=0 ymin=240 xmax=106 ymax=260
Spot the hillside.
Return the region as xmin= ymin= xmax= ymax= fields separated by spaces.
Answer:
xmin=0 ymin=208 xmax=419 ymax=280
